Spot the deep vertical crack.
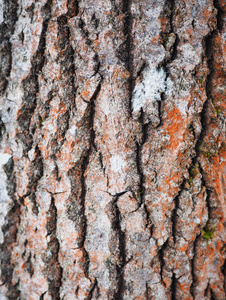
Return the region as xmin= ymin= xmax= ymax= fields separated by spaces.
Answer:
xmin=171 ymin=180 xmax=185 ymax=244
xmin=171 ymin=272 xmax=177 ymax=300
xmin=17 ymin=0 xmax=52 ymax=153
xmin=46 ymin=195 xmax=63 ymax=299
xmin=136 ymin=112 xmax=150 ymax=227
xmin=112 ymin=196 xmax=126 ymax=300
xmin=159 ymin=239 xmax=168 ymax=286
xmin=79 ymin=80 xmax=102 ymax=278
xmin=122 ymin=0 xmax=134 ymax=114
xmin=0 ymin=0 xmax=18 ymax=96
xmin=190 ymin=236 xmax=198 ymax=298
xmin=171 ymin=194 xmax=179 ymax=244
xmin=87 ymin=278 xmax=99 ymax=300
xmin=67 ymin=0 xmax=79 ymax=18
xmin=0 ymin=158 xmax=21 ymax=299
xmin=222 ymin=258 xmax=226 ymax=296
xmin=213 ymin=0 xmax=224 ymax=32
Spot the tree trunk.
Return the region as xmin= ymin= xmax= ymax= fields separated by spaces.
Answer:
xmin=0 ymin=0 xmax=225 ymax=299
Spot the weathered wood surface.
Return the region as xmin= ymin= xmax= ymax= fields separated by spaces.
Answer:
xmin=0 ymin=0 xmax=225 ymax=299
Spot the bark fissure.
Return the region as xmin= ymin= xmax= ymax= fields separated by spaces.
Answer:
xmin=17 ymin=0 xmax=52 ymax=154
xmin=135 ymin=116 xmax=150 ymax=227
xmin=45 ymin=195 xmax=63 ymax=299
xmin=0 ymin=158 xmax=21 ymax=299
xmin=0 ymin=0 xmax=18 ymax=96
xmin=159 ymin=239 xmax=168 ymax=287
xmin=190 ymin=235 xmax=199 ymax=298
xmin=112 ymin=196 xmax=126 ymax=300
xmin=171 ymin=272 xmax=177 ymax=300
xmin=171 ymin=180 xmax=185 ymax=244
xmin=1 ymin=0 xmax=225 ymax=298
xmin=213 ymin=0 xmax=224 ymax=32
xmin=87 ymin=278 xmax=98 ymax=300
xmin=79 ymin=80 xmax=102 ymax=278
xmin=67 ymin=0 xmax=79 ymax=18
xmin=122 ymin=0 xmax=134 ymax=114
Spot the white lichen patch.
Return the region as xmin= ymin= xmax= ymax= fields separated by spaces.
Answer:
xmin=180 ymin=43 xmax=200 ymax=72
xmin=0 ymin=153 xmax=11 ymax=166
xmin=110 ymin=155 xmax=126 ymax=172
xmin=177 ymin=100 xmax=188 ymax=116
xmin=132 ymin=67 xmax=166 ymax=125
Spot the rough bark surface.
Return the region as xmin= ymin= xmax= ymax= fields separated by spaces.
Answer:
xmin=0 ymin=0 xmax=225 ymax=299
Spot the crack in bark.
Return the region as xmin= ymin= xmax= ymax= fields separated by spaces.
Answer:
xmin=122 ymin=0 xmax=134 ymax=114
xmin=213 ymin=0 xmax=224 ymax=32
xmin=0 ymin=0 xmax=18 ymax=96
xmin=135 ymin=113 xmax=150 ymax=227
xmin=158 ymin=239 xmax=168 ymax=287
xmin=190 ymin=235 xmax=199 ymax=298
xmin=171 ymin=179 xmax=186 ymax=244
xmin=112 ymin=195 xmax=126 ymax=300
xmin=24 ymin=253 xmax=34 ymax=278
xmin=171 ymin=272 xmax=177 ymax=300
xmin=45 ymin=195 xmax=63 ymax=300
xmin=79 ymin=80 xmax=102 ymax=279
xmin=56 ymin=12 xmax=77 ymax=146
xmin=27 ymin=145 xmax=44 ymax=215
xmin=67 ymin=0 xmax=79 ymax=18
xmin=17 ymin=0 xmax=52 ymax=153
xmin=191 ymin=14 xmax=218 ymax=229
xmin=0 ymin=158 xmax=21 ymax=299
xmin=87 ymin=278 xmax=99 ymax=300
xmin=222 ymin=258 xmax=226 ymax=297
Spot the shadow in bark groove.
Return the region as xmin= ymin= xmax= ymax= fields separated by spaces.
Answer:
xmin=0 ymin=158 xmax=21 ymax=299
xmin=45 ymin=195 xmax=62 ymax=299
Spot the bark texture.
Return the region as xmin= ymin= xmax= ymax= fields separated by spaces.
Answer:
xmin=0 ymin=0 xmax=225 ymax=299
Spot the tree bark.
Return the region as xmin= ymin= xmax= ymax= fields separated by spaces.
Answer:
xmin=0 ymin=0 xmax=225 ymax=299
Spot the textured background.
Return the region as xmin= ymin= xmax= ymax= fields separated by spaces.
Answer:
xmin=0 ymin=0 xmax=225 ymax=299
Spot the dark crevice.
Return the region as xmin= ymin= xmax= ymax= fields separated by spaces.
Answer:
xmin=161 ymin=0 xmax=178 ymax=61
xmin=194 ymin=11 xmax=218 ymax=156
xmin=222 ymin=258 xmax=226 ymax=297
xmin=112 ymin=196 xmax=126 ymax=300
xmin=98 ymin=151 xmax=105 ymax=175
xmin=78 ymin=17 xmax=91 ymax=42
xmin=17 ymin=0 xmax=52 ymax=154
xmin=40 ymin=291 xmax=47 ymax=300
xmin=87 ymin=278 xmax=98 ymax=300
xmin=169 ymin=0 xmax=178 ymax=62
xmin=136 ymin=62 xmax=146 ymax=79
xmin=158 ymin=239 xmax=168 ymax=287
xmin=45 ymin=196 xmax=62 ymax=300
xmin=27 ymin=145 xmax=44 ymax=215
xmin=213 ymin=0 xmax=224 ymax=32
xmin=192 ymin=21 xmax=217 ymax=222
xmin=79 ymin=79 xmax=102 ymax=276
xmin=0 ymin=0 xmax=18 ymax=96
xmin=204 ymin=282 xmax=210 ymax=297
xmin=171 ymin=273 xmax=177 ymax=300
xmin=122 ymin=0 xmax=134 ymax=115
xmin=67 ymin=0 xmax=79 ymax=18
xmin=145 ymin=282 xmax=149 ymax=300
xmin=171 ymin=180 xmax=185 ymax=244
xmin=135 ymin=110 xmax=149 ymax=223
xmin=57 ymin=12 xmax=77 ymax=134
xmin=170 ymin=34 xmax=179 ymax=62
xmin=190 ymin=235 xmax=199 ymax=298
xmin=0 ymin=158 xmax=21 ymax=299
xmin=205 ymin=187 xmax=212 ymax=222
xmin=24 ymin=253 xmax=34 ymax=277
xmin=172 ymin=195 xmax=179 ymax=244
